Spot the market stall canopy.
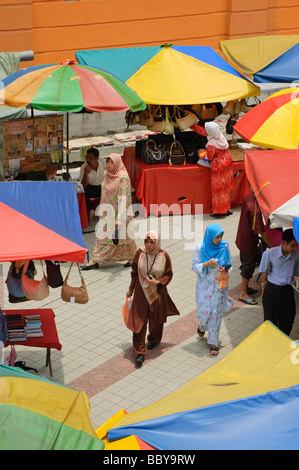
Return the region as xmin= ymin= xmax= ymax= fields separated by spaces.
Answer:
xmin=0 ymin=363 xmax=104 ymax=450
xmin=244 ymin=149 xmax=299 ymax=228
xmin=75 ymin=44 xmax=260 ymax=105
xmin=0 ymin=181 xmax=87 ymax=262
xmin=219 ymin=35 xmax=299 ymax=82
xmin=0 ymin=60 xmax=145 ymax=172
xmin=294 ymin=217 xmax=299 ymax=243
xmin=102 ymin=322 xmax=299 ymax=450
xmin=0 ymin=61 xmax=146 ymax=113
xmin=233 ymin=87 xmax=299 ymax=150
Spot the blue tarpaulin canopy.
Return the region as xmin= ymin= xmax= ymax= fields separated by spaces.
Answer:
xmin=0 ymin=181 xmax=87 ymax=262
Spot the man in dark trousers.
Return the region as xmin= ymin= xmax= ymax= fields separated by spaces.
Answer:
xmin=236 ymin=193 xmax=273 ymax=305
xmin=259 ymin=228 xmax=299 ymax=335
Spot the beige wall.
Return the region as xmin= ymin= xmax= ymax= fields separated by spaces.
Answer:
xmin=1 ymin=0 xmax=299 ymax=66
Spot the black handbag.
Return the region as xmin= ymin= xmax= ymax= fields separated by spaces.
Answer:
xmin=226 ymin=116 xmax=237 ymax=135
xmin=185 ymin=135 xmax=208 ymax=164
xmin=45 ymin=260 xmax=63 ymax=288
xmin=112 ymin=228 xmax=119 ymax=246
xmin=143 ymin=139 xmax=168 ymax=164
xmin=135 ymin=139 xmax=146 ymax=159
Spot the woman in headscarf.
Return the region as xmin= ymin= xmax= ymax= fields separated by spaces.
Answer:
xmin=192 ymin=223 xmax=234 ymax=355
xmin=81 ymin=153 xmax=137 ymax=269
xmin=126 ymin=231 xmax=180 ymax=364
xmin=191 ymin=121 xmax=234 ymax=217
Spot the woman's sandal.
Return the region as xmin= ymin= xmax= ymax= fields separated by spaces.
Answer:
xmin=210 ymin=346 xmax=219 ymax=356
xmin=197 ymin=326 xmax=205 ymax=338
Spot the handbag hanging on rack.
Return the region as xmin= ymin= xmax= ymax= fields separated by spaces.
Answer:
xmin=143 ymin=139 xmax=168 ymax=164
xmin=174 ymin=107 xmax=197 ymax=131
xmin=139 ymin=106 xmax=154 ymax=127
xmin=45 ymin=260 xmax=63 ymax=288
xmin=61 ymin=263 xmax=89 ymax=304
xmin=22 ymin=260 xmax=49 ymax=301
xmin=200 ymin=104 xmax=218 ymax=120
xmin=164 ymin=107 xmax=175 ymax=135
xmin=169 ymin=141 xmax=186 ymax=165
xmin=147 ymin=105 xmax=165 ymax=132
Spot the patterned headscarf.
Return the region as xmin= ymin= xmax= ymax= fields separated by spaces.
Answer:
xmin=138 ymin=231 xmax=166 ymax=308
xmin=100 ymin=153 xmax=129 ymax=204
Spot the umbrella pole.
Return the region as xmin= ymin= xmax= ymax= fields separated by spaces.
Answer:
xmin=66 ymin=111 xmax=70 ymax=177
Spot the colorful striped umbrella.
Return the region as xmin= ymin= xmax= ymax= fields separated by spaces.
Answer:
xmin=0 ymin=364 xmax=104 ymax=450
xmin=233 ymin=88 xmax=299 ymax=150
xmin=0 ymin=60 xmax=146 ymax=171
xmin=76 ymin=45 xmax=260 ymax=105
xmin=0 ymin=60 xmax=146 ymax=113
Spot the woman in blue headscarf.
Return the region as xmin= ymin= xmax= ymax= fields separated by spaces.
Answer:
xmin=192 ymin=223 xmax=234 ymax=355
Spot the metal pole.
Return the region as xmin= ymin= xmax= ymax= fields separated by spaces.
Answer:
xmin=19 ymin=51 xmax=34 ymax=62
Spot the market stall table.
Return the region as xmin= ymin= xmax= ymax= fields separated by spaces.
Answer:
xmin=77 ymin=192 xmax=89 ymax=229
xmin=123 ymin=147 xmax=250 ymax=215
xmin=4 ymin=308 xmax=62 ymax=378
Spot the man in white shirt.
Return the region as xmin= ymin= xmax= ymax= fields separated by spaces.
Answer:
xmin=259 ymin=228 xmax=299 ymax=335
xmin=79 ymin=147 xmax=104 ymax=223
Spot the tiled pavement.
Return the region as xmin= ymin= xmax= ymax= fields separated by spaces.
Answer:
xmin=1 ymin=207 xmax=299 ymax=430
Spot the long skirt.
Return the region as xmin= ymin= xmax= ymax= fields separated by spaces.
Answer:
xmin=262 ymin=281 xmax=296 ymax=336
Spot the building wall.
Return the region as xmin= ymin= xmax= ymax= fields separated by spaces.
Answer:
xmin=2 ymin=0 xmax=299 ymax=66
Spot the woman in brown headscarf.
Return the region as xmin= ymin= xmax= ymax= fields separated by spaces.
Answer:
xmin=81 ymin=153 xmax=137 ymax=269
xmin=126 ymin=231 xmax=180 ymax=364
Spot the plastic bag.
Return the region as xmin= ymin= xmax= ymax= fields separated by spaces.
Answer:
xmin=122 ymin=297 xmax=132 ymax=327
xmin=217 ymin=270 xmax=229 ymax=289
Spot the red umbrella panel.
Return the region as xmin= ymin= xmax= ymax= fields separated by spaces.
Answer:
xmin=234 ymin=88 xmax=299 ymax=150
xmin=244 ymin=149 xmax=299 ymax=228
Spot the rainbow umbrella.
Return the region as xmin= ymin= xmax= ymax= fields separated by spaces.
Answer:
xmin=233 ymin=88 xmax=299 ymax=150
xmin=0 ymin=364 xmax=104 ymax=450
xmin=0 ymin=60 xmax=146 ymax=170
xmin=76 ymin=44 xmax=260 ymax=105
xmin=0 ymin=60 xmax=145 ymax=113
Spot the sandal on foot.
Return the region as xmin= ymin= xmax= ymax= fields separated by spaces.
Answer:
xmin=197 ymin=326 xmax=205 ymax=338
xmin=239 ymin=297 xmax=258 ymax=306
xmin=210 ymin=346 xmax=219 ymax=356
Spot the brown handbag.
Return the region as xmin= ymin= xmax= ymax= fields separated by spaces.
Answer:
xmin=61 ymin=263 xmax=89 ymax=304
xmin=200 ymin=104 xmax=218 ymax=120
xmin=169 ymin=141 xmax=186 ymax=165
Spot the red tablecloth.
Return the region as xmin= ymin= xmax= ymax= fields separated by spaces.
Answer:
xmin=77 ymin=193 xmax=89 ymax=229
xmin=123 ymin=147 xmax=250 ymax=215
xmin=4 ymin=308 xmax=62 ymax=351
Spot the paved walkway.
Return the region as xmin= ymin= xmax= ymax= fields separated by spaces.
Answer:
xmin=2 ymin=207 xmax=299 ymax=430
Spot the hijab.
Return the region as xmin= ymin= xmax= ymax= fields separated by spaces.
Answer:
xmin=138 ymin=231 xmax=166 ymax=308
xmin=200 ymin=223 xmax=231 ymax=266
xmin=205 ymin=122 xmax=228 ymax=150
xmin=101 ymin=153 xmax=129 ymax=204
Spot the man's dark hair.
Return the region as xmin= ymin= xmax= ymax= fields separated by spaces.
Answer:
xmin=86 ymin=147 xmax=99 ymax=158
xmin=282 ymin=228 xmax=296 ymax=244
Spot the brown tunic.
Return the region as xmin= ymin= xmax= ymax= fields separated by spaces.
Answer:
xmin=127 ymin=248 xmax=180 ymax=334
